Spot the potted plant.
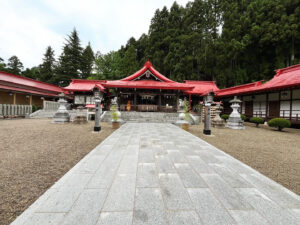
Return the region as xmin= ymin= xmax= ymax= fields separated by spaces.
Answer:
xmin=181 ymin=98 xmax=190 ymax=131
xmin=111 ymin=104 xmax=120 ymax=129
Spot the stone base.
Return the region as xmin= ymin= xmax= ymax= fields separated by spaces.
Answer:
xmin=203 ymin=129 xmax=211 ymax=135
xmin=212 ymin=119 xmax=225 ymax=128
xmin=112 ymin=122 xmax=120 ymax=129
xmin=73 ymin=116 xmax=87 ymax=124
xmin=52 ymin=112 xmax=70 ymax=124
xmin=94 ymin=126 xmax=101 ymax=132
xmin=181 ymin=123 xmax=189 ymax=131
xmin=226 ymin=122 xmax=245 ymax=130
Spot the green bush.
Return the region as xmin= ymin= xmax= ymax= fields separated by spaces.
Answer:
xmin=32 ymin=105 xmax=42 ymax=113
xmin=241 ymin=114 xmax=246 ymax=121
xmin=268 ymin=118 xmax=291 ymax=131
xmin=110 ymin=105 xmax=118 ymax=122
xmin=250 ymin=117 xmax=264 ymax=127
xmin=184 ymin=98 xmax=190 ymax=121
xmin=221 ymin=114 xmax=229 ymax=121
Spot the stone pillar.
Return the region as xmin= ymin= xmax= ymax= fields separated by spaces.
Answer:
xmin=52 ymin=93 xmax=70 ymax=124
xmin=203 ymin=92 xmax=214 ymax=135
xmin=94 ymin=88 xmax=103 ymax=132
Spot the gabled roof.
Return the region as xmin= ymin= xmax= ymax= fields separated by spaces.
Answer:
xmin=64 ymin=79 xmax=106 ymax=92
xmin=121 ymin=61 xmax=175 ymax=83
xmin=0 ymin=71 xmax=63 ymax=94
xmin=255 ymin=64 xmax=300 ymax=91
xmin=184 ymin=81 xmax=219 ymax=95
xmin=216 ymin=81 xmax=263 ymax=97
xmin=104 ymin=80 xmax=194 ymax=90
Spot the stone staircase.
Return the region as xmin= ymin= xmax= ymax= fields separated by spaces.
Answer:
xmin=30 ymin=110 xmax=77 ymax=119
xmin=101 ymin=111 xmax=179 ymax=123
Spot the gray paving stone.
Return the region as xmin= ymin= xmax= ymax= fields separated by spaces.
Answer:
xmin=97 ymin=212 xmax=133 ymax=225
xmin=237 ymin=188 xmax=300 ymax=225
xmin=155 ymin=155 xmax=176 ymax=173
xmin=37 ymin=187 xmax=82 ymax=213
xmin=210 ymin=164 xmax=253 ymax=188
xmin=229 ymin=210 xmax=270 ymax=225
xmin=195 ymin=150 xmax=221 ymax=163
xmin=166 ymin=210 xmax=203 ymax=225
xmin=139 ymin=149 xmax=154 ymax=163
xmin=102 ymin=173 xmax=136 ymax=211
xmin=187 ymin=188 xmax=236 ymax=225
xmin=22 ymin=213 xmax=65 ymax=225
xmin=137 ymin=163 xmax=159 ymax=188
xmin=118 ymin=155 xmax=138 ymax=174
xmin=240 ymin=173 xmax=300 ymax=208
xmin=75 ymin=155 xmax=106 ymax=174
xmin=216 ymin=156 xmax=253 ymax=174
xmin=167 ymin=150 xmax=187 ymax=163
xmin=159 ymin=173 xmax=194 ymax=210
xmin=133 ymin=188 xmax=167 ymax=225
xmin=201 ymin=174 xmax=252 ymax=210
xmin=174 ymin=163 xmax=207 ymax=188
xmin=61 ymin=189 xmax=107 ymax=225
xmin=92 ymin=144 xmax=114 ymax=156
xmin=52 ymin=173 xmax=92 ymax=189
xmin=186 ymin=155 xmax=215 ymax=174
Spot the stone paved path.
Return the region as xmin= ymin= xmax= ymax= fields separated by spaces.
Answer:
xmin=12 ymin=123 xmax=300 ymax=225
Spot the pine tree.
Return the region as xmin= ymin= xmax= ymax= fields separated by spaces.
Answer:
xmin=81 ymin=43 xmax=95 ymax=79
xmin=22 ymin=67 xmax=40 ymax=79
xmin=56 ymin=28 xmax=83 ymax=86
xmin=40 ymin=46 xmax=56 ymax=83
xmin=0 ymin=57 xmax=6 ymax=71
xmin=120 ymin=46 xmax=139 ymax=76
xmin=7 ymin=55 xmax=23 ymax=75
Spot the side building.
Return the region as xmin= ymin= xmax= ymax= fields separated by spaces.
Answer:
xmin=215 ymin=64 xmax=300 ymax=124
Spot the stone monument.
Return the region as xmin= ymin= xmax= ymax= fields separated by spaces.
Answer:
xmin=73 ymin=106 xmax=87 ymax=124
xmin=94 ymin=88 xmax=103 ymax=132
xmin=203 ymin=92 xmax=214 ymax=135
xmin=52 ymin=92 xmax=70 ymax=124
xmin=175 ymin=98 xmax=189 ymax=130
xmin=212 ymin=103 xmax=225 ymax=128
xmin=226 ymin=96 xmax=245 ymax=129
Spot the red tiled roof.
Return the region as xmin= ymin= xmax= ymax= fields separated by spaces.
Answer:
xmin=255 ymin=64 xmax=300 ymax=91
xmin=215 ymin=81 xmax=263 ymax=97
xmin=0 ymin=83 xmax=57 ymax=96
xmin=122 ymin=61 xmax=175 ymax=83
xmin=184 ymin=81 xmax=219 ymax=95
xmin=0 ymin=71 xmax=63 ymax=94
xmin=104 ymin=80 xmax=194 ymax=90
xmin=64 ymin=79 xmax=106 ymax=92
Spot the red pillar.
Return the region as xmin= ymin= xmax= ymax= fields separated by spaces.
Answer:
xmin=189 ymin=94 xmax=191 ymax=112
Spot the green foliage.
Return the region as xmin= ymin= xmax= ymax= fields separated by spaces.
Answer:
xmin=241 ymin=114 xmax=246 ymax=121
xmin=81 ymin=43 xmax=95 ymax=79
xmin=39 ymin=46 xmax=56 ymax=82
xmin=32 ymin=105 xmax=42 ymax=113
xmin=94 ymin=51 xmax=122 ymax=80
xmin=183 ymin=98 xmax=190 ymax=121
xmin=7 ymin=55 xmax=23 ymax=75
xmin=268 ymin=118 xmax=291 ymax=131
xmin=250 ymin=117 xmax=264 ymax=127
xmin=221 ymin=114 xmax=229 ymax=121
xmin=0 ymin=57 xmax=6 ymax=71
xmin=110 ymin=104 xmax=118 ymax=122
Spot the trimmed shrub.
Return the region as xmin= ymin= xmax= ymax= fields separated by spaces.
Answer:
xmin=268 ymin=118 xmax=291 ymax=131
xmin=32 ymin=105 xmax=42 ymax=113
xmin=250 ymin=117 xmax=264 ymax=127
xmin=221 ymin=114 xmax=229 ymax=121
xmin=241 ymin=114 xmax=246 ymax=121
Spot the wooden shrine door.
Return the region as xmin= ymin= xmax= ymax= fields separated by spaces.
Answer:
xmin=245 ymin=101 xmax=253 ymax=117
xmin=268 ymin=101 xmax=280 ymax=118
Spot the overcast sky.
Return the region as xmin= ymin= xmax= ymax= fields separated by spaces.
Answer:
xmin=0 ymin=0 xmax=189 ymax=68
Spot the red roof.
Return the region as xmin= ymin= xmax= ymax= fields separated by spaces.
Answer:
xmin=216 ymin=81 xmax=263 ymax=97
xmin=0 ymin=71 xmax=63 ymax=94
xmin=64 ymin=79 xmax=106 ymax=92
xmin=184 ymin=81 xmax=219 ymax=95
xmin=255 ymin=64 xmax=300 ymax=91
xmin=0 ymin=83 xmax=57 ymax=96
xmin=104 ymin=80 xmax=193 ymax=90
xmin=122 ymin=61 xmax=175 ymax=83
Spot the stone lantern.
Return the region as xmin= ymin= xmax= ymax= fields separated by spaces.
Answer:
xmin=226 ymin=96 xmax=245 ymax=129
xmin=52 ymin=92 xmax=70 ymax=124
xmin=93 ymin=87 xmax=103 ymax=132
xmin=203 ymin=91 xmax=214 ymax=135
xmin=212 ymin=102 xmax=225 ymax=128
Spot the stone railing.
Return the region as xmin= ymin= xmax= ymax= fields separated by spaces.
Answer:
xmin=43 ymin=101 xmax=60 ymax=111
xmin=0 ymin=104 xmax=32 ymax=117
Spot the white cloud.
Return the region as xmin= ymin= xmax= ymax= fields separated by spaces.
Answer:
xmin=0 ymin=0 xmax=189 ymax=68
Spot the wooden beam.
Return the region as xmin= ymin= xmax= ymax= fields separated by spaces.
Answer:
xmin=13 ymin=93 xmax=16 ymax=105
xmin=29 ymin=95 xmax=32 ymax=105
xmin=266 ymin=93 xmax=269 ymax=120
xmin=290 ymin=89 xmax=293 ymax=121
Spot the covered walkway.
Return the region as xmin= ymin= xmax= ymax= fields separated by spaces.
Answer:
xmin=12 ymin=123 xmax=300 ymax=225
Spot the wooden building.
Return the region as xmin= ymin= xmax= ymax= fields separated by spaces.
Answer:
xmin=0 ymin=71 xmax=64 ymax=107
xmin=65 ymin=61 xmax=218 ymax=112
xmin=216 ymin=64 xmax=300 ymax=124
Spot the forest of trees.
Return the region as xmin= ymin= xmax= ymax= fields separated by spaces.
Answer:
xmin=1 ymin=0 xmax=300 ymax=88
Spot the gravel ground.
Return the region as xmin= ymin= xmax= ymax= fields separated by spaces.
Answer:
xmin=0 ymin=119 xmax=115 ymax=225
xmin=188 ymin=122 xmax=300 ymax=195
